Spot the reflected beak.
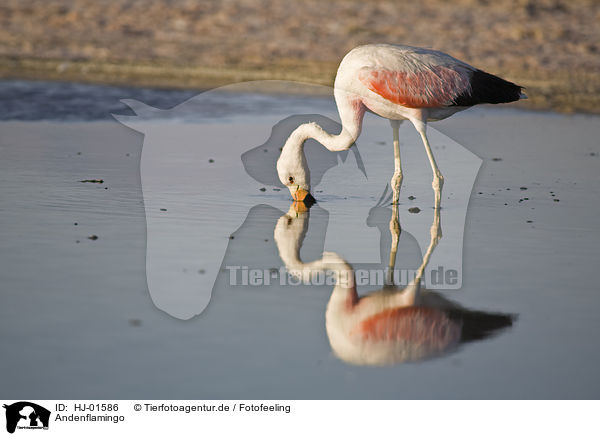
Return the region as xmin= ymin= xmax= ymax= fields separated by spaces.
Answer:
xmin=292 ymin=188 xmax=316 ymax=206
xmin=292 ymin=201 xmax=310 ymax=214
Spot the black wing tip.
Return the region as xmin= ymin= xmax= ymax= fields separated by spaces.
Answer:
xmin=452 ymin=69 xmax=524 ymax=107
xmin=450 ymin=309 xmax=516 ymax=343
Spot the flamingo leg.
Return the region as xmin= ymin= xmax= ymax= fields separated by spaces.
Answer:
xmin=392 ymin=195 xmax=443 ymax=307
xmin=390 ymin=120 xmax=404 ymax=205
xmin=386 ymin=121 xmax=402 ymax=285
xmin=411 ymin=119 xmax=444 ymax=208
xmin=386 ymin=201 xmax=400 ymax=286
xmin=406 ymin=202 xmax=443 ymax=304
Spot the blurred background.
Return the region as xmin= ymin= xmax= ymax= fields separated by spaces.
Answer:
xmin=1 ymin=0 xmax=598 ymax=112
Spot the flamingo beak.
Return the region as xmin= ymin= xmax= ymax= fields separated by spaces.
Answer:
xmin=292 ymin=188 xmax=316 ymax=206
xmin=292 ymin=201 xmax=310 ymax=214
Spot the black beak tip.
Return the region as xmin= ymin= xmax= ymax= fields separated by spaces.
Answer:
xmin=303 ymin=193 xmax=316 ymax=207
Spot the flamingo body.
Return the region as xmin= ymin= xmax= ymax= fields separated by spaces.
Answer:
xmin=326 ymin=296 xmax=462 ymax=365
xmin=325 ymin=288 xmax=514 ymax=366
xmin=335 ymin=44 xmax=523 ymax=124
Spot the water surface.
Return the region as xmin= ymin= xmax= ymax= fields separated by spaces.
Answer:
xmin=1 ymin=80 xmax=599 ymax=398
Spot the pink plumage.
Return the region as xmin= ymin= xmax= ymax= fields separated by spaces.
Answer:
xmin=353 ymin=306 xmax=461 ymax=347
xmin=351 ymin=44 xmax=523 ymax=110
xmin=358 ymin=66 xmax=472 ymax=108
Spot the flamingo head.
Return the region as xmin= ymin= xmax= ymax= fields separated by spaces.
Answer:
xmin=276 ymin=140 xmax=316 ymax=205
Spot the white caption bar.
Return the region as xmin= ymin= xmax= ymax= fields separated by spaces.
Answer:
xmin=1 ymin=400 xmax=597 ymax=435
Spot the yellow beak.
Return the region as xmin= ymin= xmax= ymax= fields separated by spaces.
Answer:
xmin=292 ymin=188 xmax=316 ymax=205
xmin=292 ymin=188 xmax=310 ymax=202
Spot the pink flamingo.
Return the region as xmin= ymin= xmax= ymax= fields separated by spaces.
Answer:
xmin=277 ymin=44 xmax=525 ymax=206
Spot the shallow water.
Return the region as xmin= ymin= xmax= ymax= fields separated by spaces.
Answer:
xmin=1 ymin=80 xmax=599 ymax=398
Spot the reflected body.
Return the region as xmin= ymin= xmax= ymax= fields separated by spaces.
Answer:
xmin=274 ymin=202 xmax=514 ymax=366
xmin=277 ymin=44 xmax=525 ymax=205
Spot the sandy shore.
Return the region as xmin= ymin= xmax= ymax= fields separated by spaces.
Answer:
xmin=1 ymin=0 xmax=599 ymax=113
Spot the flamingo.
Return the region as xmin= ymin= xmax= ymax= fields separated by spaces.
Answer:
xmin=277 ymin=44 xmax=525 ymax=206
xmin=273 ymin=202 xmax=515 ymax=365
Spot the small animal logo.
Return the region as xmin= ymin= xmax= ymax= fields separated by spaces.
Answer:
xmin=3 ymin=402 xmax=50 ymax=434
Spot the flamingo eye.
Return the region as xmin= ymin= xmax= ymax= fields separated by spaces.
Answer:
xmin=288 ymin=176 xmax=294 ymax=184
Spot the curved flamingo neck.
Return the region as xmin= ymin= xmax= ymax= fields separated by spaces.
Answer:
xmin=282 ymin=96 xmax=365 ymax=156
xmin=281 ymin=122 xmax=350 ymax=159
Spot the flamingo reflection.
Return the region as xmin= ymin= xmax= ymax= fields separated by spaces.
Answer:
xmin=274 ymin=195 xmax=514 ymax=366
